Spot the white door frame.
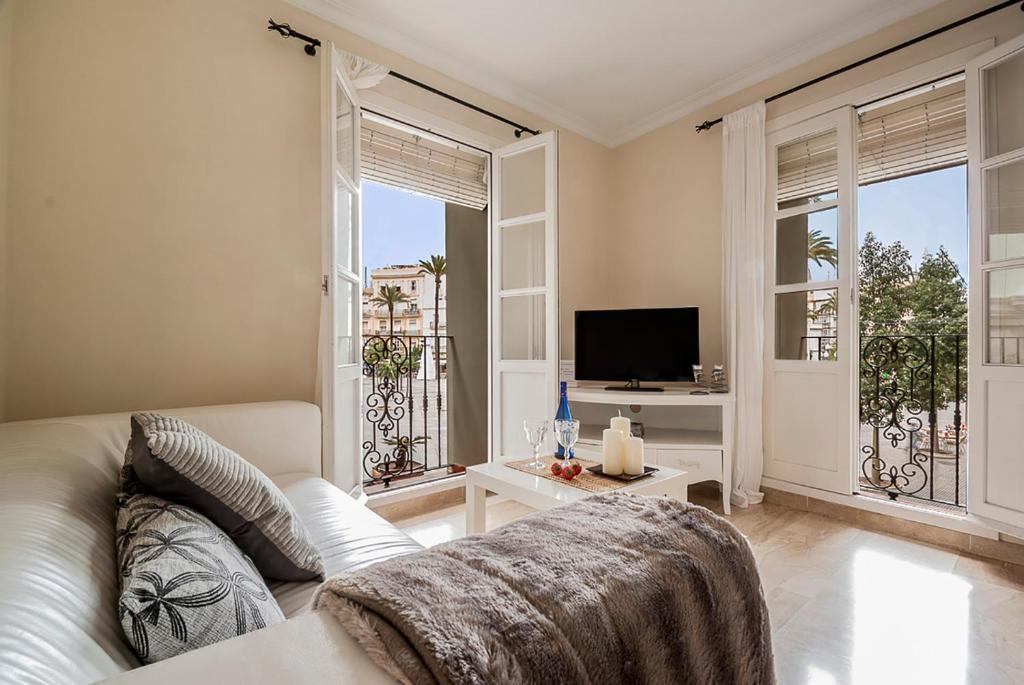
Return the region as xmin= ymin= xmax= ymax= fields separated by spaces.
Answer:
xmin=966 ymin=33 xmax=1024 ymax=534
xmin=321 ymin=42 xmax=363 ymax=496
xmin=763 ymin=107 xmax=857 ymax=494
xmin=490 ymin=131 xmax=559 ymax=461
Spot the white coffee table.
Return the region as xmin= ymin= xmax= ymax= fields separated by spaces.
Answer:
xmin=464 ymin=460 xmax=689 ymax=535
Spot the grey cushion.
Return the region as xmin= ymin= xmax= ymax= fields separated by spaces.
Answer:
xmin=124 ymin=413 xmax=324 ymax=582
xmin=116 ymin=494 xmax=285 ymax=664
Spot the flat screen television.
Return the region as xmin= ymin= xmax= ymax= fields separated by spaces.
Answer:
xmin=574 ymin=307 xmax=699 ymax=389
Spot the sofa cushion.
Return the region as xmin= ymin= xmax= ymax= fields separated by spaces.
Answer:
xmin=116 ymin=494 xmax=285 ymax=663
xmin=126 ymin=413 xmax=324 ymax=582
xmin=268 ymin=474 xmax=424 ymax=617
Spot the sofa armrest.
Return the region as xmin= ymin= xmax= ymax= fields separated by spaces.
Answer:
xmin=100 ymin=611 xmax=394 ymax=684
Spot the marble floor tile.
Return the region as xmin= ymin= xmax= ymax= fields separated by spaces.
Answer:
xmin=387 ymin=490 xmax=1024 ymax=684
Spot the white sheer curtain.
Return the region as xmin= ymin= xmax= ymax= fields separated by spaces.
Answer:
xmin=722 ymin=101 xmax=766 ymax=508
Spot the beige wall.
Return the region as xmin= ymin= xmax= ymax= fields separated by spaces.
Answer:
xmin=0 ymin=0 xmax=10 ymax=422
xmin=608 ymin=0 xmax=1024 ymax=367
xmin=5 ymin=0 xmax=1023 ymax=421
xmin=1 ymin=0 xmax=612 ymax=421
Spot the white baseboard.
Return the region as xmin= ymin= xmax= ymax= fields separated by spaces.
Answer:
xmin=761 ymin=477 xmax=999 ymax=540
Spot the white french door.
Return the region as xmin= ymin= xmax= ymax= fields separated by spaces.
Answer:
xmin=966 ymin=34 xmax=1024 ymax=532
xmin=321 ymin=43 xmax=363 ymax=495
xmin=491 ymin=132 xmax=559 ymax=460
xmin=764 ymin=108 xmax=856 ymax=494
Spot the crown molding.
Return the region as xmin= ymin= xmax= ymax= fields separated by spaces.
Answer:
xmin=289 ymin=0 xmax=947 ymax=149
xmin=286 ymin=0 xmax=616 ymax=147
xmin=605 ymin=0 xmax=948 ymax=146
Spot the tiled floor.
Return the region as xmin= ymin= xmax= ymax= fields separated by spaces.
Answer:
xmin=388 ymin=484 xmax=1024 ymax=685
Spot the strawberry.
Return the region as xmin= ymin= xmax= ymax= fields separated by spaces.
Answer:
xmin=561 ymin=467 xmax=574 ymax=481
xmin=550 ymin=462 xmax=562 ymax=476
xmin=571 ymin=462 xmax=583 ymax=475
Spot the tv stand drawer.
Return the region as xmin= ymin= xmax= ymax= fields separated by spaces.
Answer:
xmin=654 ymin=448 xmax=722 ymax=484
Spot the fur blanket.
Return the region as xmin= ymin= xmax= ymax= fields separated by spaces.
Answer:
xmin=314 ymin=492 xmax=774 ymax=685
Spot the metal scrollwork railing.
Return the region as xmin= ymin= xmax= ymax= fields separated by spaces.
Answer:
xmin=859 ymin=333 xmax=966 ymax=507
xmin=362 ymin=334 xmax=452 ymax=488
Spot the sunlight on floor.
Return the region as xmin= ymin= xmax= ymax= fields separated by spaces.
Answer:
xmin=852 ymin=548 xmax=969 ymax=684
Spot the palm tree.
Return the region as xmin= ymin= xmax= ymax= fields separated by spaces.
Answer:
xmin=418 ymin=255 xmax=447 ymax=377
xmin=369 ymin=284 xmax=411 ymax=337
xmin=807 ymin=229 xmax=839 ymax=271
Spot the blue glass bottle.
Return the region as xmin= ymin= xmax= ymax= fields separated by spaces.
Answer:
xmin=554 ymin=381 xmax=574 ymax=460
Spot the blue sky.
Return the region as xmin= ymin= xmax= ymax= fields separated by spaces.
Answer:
xmin=857 ymin=165 xmax=968 ymax=277
xmin=362 ymin=181 xmax=445 ymax=286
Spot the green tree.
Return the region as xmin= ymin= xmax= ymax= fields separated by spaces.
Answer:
xmin=906 ymin=247 xmax=968 ymax=411
xmin=369 ymin=284 xmax=411 ymax=337
xmin=858 ymin=231 xmax=913 ymax=335
xmin=418 ymin=255 xmax=447 ymax=377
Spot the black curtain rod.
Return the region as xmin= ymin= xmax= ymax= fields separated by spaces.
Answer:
xmin=695 ymin=0 xmax=1024 ymax=133
xmin=267 ymin=19 xmax=539 ymax=138
xmin=386 ymin=71 xmax=540 ymax=138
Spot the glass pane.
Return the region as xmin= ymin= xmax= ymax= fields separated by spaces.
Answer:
xmin=776 ymin=207 xmax=839 ymax=285
xmin=775 ymin=289 xmax=838 ymax=361
xmin=501 ymin=221 xmax=545 ymax=289
xmin=335 ymin=278 xmax=356 ymax=365
xmin=984 ymin=48 xmax=1024 ymax=158
xmin=777 ymin=129 xmax=838 ymax=210
xmin=501 ymin=147 xmax=545 ymax=219
xmin=986 ymin=158 xmax=1024 ymax=261
xmin=335 ymin=184 xmax=354 ymax=273
xmin=986 ymin=267 xmax=1024 ymax=364
xmin=501 ymin=295 xmax=545 ymax=360
xmin=336 ymin=81 xmax=355 ymax=179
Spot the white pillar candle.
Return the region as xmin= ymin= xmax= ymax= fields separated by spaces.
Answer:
xmin=623 ymin=436 xmax=644 ymax=475
xmin=602 ymin=428 xmax=623 ymax=475
xmin=610 ymin=414 xmax=631 ymax=438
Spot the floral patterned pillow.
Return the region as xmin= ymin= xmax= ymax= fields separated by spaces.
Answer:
xmin=115 ymin=494 xmax=285 ymax=663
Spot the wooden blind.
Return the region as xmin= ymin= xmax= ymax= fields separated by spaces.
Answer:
xmin=360 ymin=121 xmax=488 ymax=210
xmin=776 ymin=77 xmax=966 ymax=203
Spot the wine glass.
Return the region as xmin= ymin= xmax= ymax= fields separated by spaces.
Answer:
xmin=522 ymin=419 xmax=549 ymax=470
xmin=553 ymin=418 xmax=580 ymax=463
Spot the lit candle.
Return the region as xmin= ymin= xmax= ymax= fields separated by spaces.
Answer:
xmin=610 ymin=413 xmax=631 ymax=438
xmin=602 ymin=428 xmax=623 ymax=475
xmin=623 ymin=436 xmax=644 ymax=475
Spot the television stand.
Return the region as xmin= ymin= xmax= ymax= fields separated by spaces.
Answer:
xmin=606 ymin=380 xmax=665 ymax=392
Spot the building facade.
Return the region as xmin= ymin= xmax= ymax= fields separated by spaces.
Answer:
xmin=362 ymin=265 xmax=447 ymax=341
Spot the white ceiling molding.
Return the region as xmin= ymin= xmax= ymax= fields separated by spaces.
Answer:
xmin=289 ymin=0 xmax=948 ymax=149
xmin=605 ymin=0 xmax=948 ymax=147
xmin=287 ymin=0 xmax=612 ymax=145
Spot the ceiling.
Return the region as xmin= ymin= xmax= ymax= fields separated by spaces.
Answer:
xmin=290 ymin=0 xmax=947 ymax=147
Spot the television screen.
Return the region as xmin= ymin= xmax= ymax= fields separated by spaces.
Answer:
xmin=574 ymin=307 xmax=700 ymax=383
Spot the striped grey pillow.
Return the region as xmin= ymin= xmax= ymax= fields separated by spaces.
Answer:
xmin=125 ymin=412 xmax=324 ymax=582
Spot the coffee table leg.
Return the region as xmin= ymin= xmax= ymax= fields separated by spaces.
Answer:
xmin=465 ymin=480 xmax=486 ymax=535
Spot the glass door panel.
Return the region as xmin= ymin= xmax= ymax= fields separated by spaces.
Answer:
xmin=500 ymin=147 xmax=545 ymax=219
xmin=776 ymin=206 xmax=839 ymax=285
xmin=985 ymin=157 xmax=1024 ymax=262
xmin=500 ymin=295 xmax=546 ymax=360
xmin=501 ymin=221 xmax=546 ymax=289
xmin=336 ymin=82 xmax=355 ymax=180
xmin=984 ymin=47 xmax=1024 ymax=158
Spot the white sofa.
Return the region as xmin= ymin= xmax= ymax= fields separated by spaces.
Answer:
xmin=0 ymin=401 xmax=421 ymax=684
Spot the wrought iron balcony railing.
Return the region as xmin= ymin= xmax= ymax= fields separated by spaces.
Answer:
xmin=859 ymin=332 xmax=967 ymax=508
xmin=361 ymin=333 xmax=455 ymax=489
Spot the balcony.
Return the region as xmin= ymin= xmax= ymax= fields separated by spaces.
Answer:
xmin=859 ymin=332 xmax=967 ymax=512
xmin=361 ymin=334 xmax=461 ymax=493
